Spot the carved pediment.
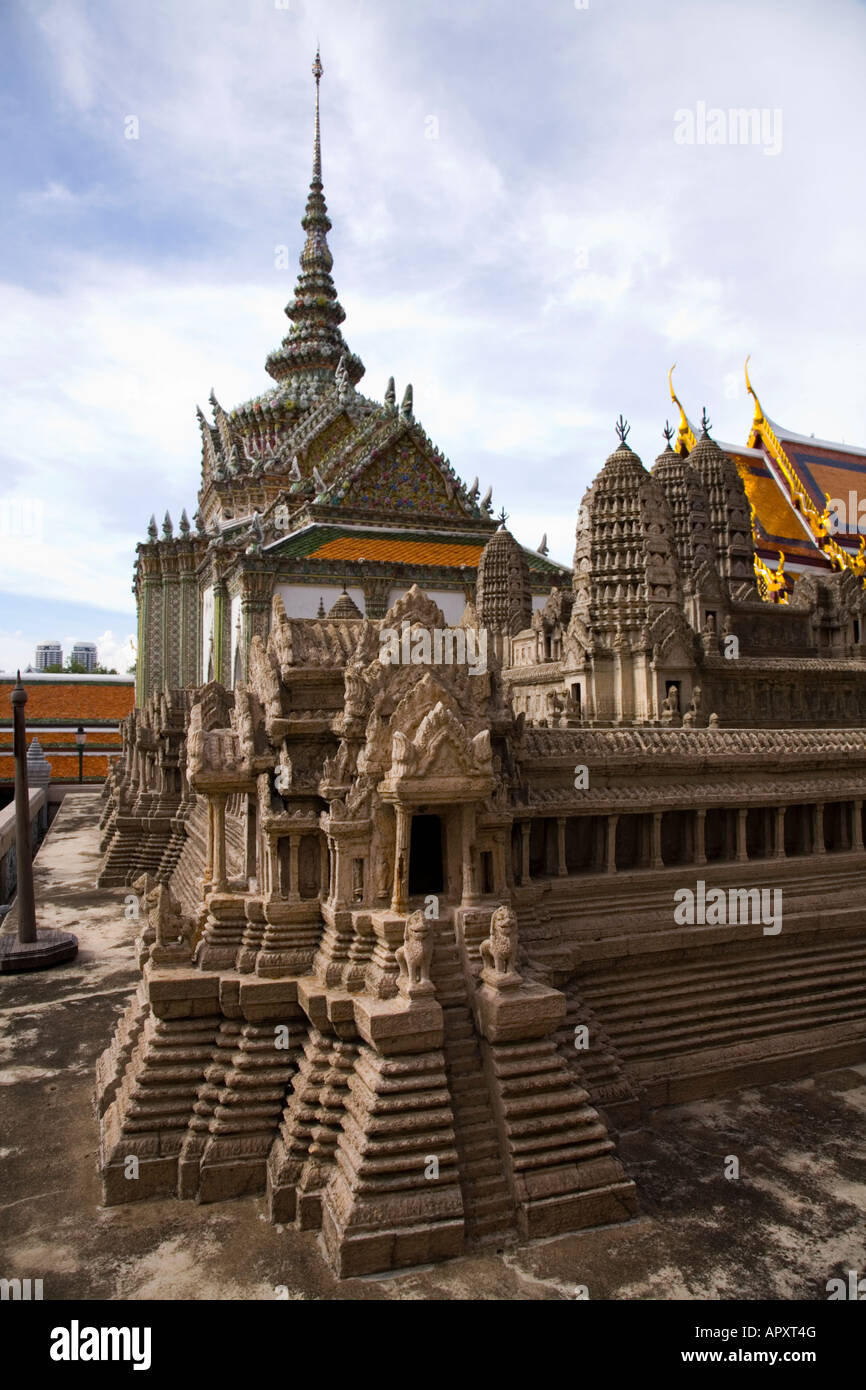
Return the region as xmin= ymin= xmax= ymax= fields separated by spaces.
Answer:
xmin=390 ymin=701 xmax=493 ymax=784
xmin=648 ymin=607 xmax=698 ymax=666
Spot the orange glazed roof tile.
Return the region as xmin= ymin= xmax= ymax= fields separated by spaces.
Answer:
xmin=310 ymin=535 xmax=485 ymax=567
xmin=0 ymin=678 xmax=134 ymax=723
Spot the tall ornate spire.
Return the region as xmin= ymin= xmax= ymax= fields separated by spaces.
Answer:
xmin=312 ymin=47 xmax=323 ymax=182
xmin=265 ymin=51 xmax=365 ymax=396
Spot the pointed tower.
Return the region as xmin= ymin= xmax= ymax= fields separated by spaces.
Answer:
xmin=686 ymin=409 xmax=756 ymax=596
xmin=265 ymin=50 xmax=365 ymax=397
xmin=651 ymin=421 xmax=721 ymax=629
xmin=571 ymin=419 xmax=683 ymax=722
xmin=476 ymin=525 xmax=533 ymax=663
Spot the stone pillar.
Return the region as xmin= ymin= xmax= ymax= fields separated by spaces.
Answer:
xmin=289 ymin=833 xmax=300 ymax=903
xmin=205 ymin=799 xmax=215 ymax=885
xmin=461 ymin=804 xmax=478 ymax=906
xmin=694 ymin=808 xmax=706 ymax=867
xmin=774 ymin=806 xmax=786 ymax=859
xmin=736 ymin=807 xmax=748 ymax=864
xmin=852 ymin=799 xmax=863 ymax=852
xmin=556 ymin=817 xmax=567 ymax=876
xmin=261 ymin=831 xmax=274 ymax=897
xmin=212 ymin=794 xmax=228 ymax=892
xmin=496 ymin=830 xmax=509 ymax=892
xmin=391 ymin=805 xmax=410 ymax=914
xmin=606 ymin=814 xmax=618 ymax=875
xmin=320 ymin=833 xmax=329 ymax=893
xmin=244 ymin=794 xmax=257 ymax=884
xmin=651 ymin=811 xmax=663 ymax=870
xmin=812 ymin=803 xmax=825 ymax=855
xmin=520 ymin=821 xmax=531 ymax=887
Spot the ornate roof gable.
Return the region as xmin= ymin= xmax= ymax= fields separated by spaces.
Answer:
xmin=317 ymin=416 xmax=484 ymax=521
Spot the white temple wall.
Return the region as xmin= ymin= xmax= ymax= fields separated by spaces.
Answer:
xmin=274 ymin=583 xmax=366 ymax=619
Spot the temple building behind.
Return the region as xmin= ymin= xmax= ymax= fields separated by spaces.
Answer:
xmin=96 ymin=55 xmax=866 ymax=1278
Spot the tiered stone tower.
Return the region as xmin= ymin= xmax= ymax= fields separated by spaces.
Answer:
xmin=686 ymin=411 xmax=757 ymax=597
xmin=569 ymin=421 xmax=684 ymax=722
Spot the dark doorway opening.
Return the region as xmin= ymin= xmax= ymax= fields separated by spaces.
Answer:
xmin=409 ymin=814 xmax=444 ymax=896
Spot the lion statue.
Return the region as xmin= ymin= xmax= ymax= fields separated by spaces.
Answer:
xmin=480 ymin=903 xmax=520 ymax=981
xmin=396 ymin=909 xmax=434 ymax=996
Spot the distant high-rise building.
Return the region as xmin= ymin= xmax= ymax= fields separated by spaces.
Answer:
xmin=71 ymin=642 xmax=98 ymax=673
xmin=35 ymin=642 xmax=63 ymax=671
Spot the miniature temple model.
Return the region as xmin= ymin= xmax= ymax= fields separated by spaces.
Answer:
xmin=96 ymin=55 xmax=866 ymax=1278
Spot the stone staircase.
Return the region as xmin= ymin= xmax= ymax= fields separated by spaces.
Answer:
xmin=430 ymin=918 xmax=517 ymax=1245
xmin=576 ymin=929 xmax=866 ymax=1102
xmin=555 ymin=995 xmax=642 ymax=1130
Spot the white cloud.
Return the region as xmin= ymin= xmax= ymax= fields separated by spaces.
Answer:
xmin=3 ymin=0 xmax=866 ymax=674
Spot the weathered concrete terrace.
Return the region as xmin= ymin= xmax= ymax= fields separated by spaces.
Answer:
xmin=0 ymin=794 xmax=864 ymax=1300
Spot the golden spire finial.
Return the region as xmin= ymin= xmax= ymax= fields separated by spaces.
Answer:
xmin=744 ymin=355 xmax=763 ymax=424
xmin=668 ymin=365 xmax=695 ymax=453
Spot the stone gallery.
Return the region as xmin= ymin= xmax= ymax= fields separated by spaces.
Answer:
xmin=95 ymin=55 xmax=866 ymax=1277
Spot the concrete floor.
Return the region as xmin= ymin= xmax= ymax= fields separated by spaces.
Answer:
xmin=1 ymin=794 xmax=864 ymax=1301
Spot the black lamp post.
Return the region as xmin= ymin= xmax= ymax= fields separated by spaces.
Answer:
xmin=74 ymin=725 xmax=86 ymax=783
xmin=0 ymin=673 xmax=77 ymax=972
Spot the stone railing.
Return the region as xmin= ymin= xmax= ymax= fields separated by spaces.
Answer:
xmin=0 ymin=788 xmax=48 ymax=910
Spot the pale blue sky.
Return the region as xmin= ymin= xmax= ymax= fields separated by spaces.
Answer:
xmin=2 ymin=0 xmax=866 ymax=671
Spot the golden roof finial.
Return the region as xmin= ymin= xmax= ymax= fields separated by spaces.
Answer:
xmin=668 ymin=365 xmax=695 ymax=454
xmin=744 ymin=355 xmax=764 ymax=425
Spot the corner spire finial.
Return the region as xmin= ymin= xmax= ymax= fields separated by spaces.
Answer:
xmin=668 ymin=364 xmax=696 ymax=453
xmin=312 ymin=48 xmax=323 ymax=184
xmin=744 ymin=354 xmax=763 ymax=424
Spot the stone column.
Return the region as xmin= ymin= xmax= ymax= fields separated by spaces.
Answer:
xmin=774 ymin=806 xmax=786 ymax=859
xmin=289 ymin=833 xmax=300 ymax=903
xmin=694 ymin=808 xmax=706 ymax=867
xmin=520 ymin=821 xmax=531 ymax=887
xmin=212 ymin=793 xmax=228 ymax=892
xmin=461 ymin=804 xmax=479 ymax=906
xmin=496 ymin=830 xmax=509 ymax=892
xmin=244 ymin=794 xmax=257 ymax=884
xmin=736 ymin=807 xmax=748 ymax=864
xmin=205 ymin=798 xmax=215 ymax=885
xmin=320 ymin=833 xmax=329 ymax=894
xmin=651 ymin=811 xmax=663 ymax=870
xmin=391 ymin=805 xmax=410 ymax=914
xmin=557 ymin=817 xmax=567 ymax=876
xmin=606 ymin=814 xmax=618 ymax=874
xmin=852 ymin=799 xmax=864 ymax=852
xmin=261 ymin=831 xmax=273 ymax=897
xmin=812 ymin=803 xmax=825 ymax=855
